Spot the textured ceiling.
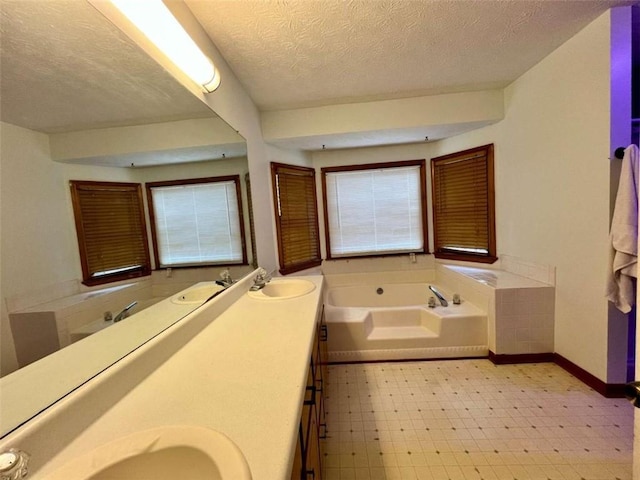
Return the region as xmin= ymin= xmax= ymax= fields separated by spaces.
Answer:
xmin=0 ymin=0 xmax=633 ymax=154
xmin=187 ymin=0 xmax=631 ymax=111
xmin=0 ymin=0 xmax=214 ymax=134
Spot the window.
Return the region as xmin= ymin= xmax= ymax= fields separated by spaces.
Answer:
xmin=271 ymin=163 xmax=322 ymax=275
xmin=70 ymin=181 xmax=151 ymax=286
xmin=431 ymin=144 xmax=497 ymax=263
xmin=146 ymin=176 xmax=247 ymax=268
xmin=321 ymin=160 xmax=428 ymax=259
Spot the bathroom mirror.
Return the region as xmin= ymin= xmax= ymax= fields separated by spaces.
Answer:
xmin=0 ymin=1 xmax=253 ymax=437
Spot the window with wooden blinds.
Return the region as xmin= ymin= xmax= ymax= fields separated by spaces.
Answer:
xmin=70 ymin=181 xmax=151 ymax=286
xmin=431 ymin=144 xmax=497 ymax=263
xmin=321 ymin=160 xmax=428 ymax=259
xmin=271 ymin=163 xmax=322 ymax=275
xmin=146 ymin=176 xmax=247 ymax=268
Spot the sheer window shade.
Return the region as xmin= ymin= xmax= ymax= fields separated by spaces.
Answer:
xmin=147 ymin=177 xmax=246 ymax=267
xmin=322 ymin=161 xmax=427 ymax=258
xmin=271 ymin=163 xmax=321 ymax=275
xmin=70 ymin=181 xmax=151 ymax=286
xmin=431 ymin=144 xmax=496 ymax=263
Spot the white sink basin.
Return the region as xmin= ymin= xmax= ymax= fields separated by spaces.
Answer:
xmin=44 ymin=426 xmax=251 ymax=480
xmin=247 ymin=278 xmax=315 ymax=300
xmin=171 ymin=283 xmax=223 ymax=304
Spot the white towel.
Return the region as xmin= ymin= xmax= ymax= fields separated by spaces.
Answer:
xmin=606 ymin=144 xmax=640 ymax=313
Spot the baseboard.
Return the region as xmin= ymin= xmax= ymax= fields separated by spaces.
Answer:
xmin=329 ymin=350 xmax=628 ymax=398
xmin=328 ymin=355 xmax=488 ymax=365
xmin=488 ymin=351 xmax=555 ymax=365
xmin=552 ymin=353 xmax=627 ymax=398
xmin=487 ymin=351 xmax=627 ymax=398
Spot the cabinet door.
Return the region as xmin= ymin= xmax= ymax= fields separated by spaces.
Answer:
xmin=290 ymin=424 xmax=304 ymax=480
xmin=305 ymin=403 xmax=322 ymax=480
xmin=317 ymin=309 xmax=328 ymax=439
xmin=319 ymin=308 xmax=328 ymax=381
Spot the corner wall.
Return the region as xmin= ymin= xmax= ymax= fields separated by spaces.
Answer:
xmin=432 ymin=11 xmax=614 ymax=381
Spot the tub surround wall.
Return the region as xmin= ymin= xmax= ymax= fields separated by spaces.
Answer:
xmin=437 ymin=264 xmax=555 ymax=357
xmin=0 ymin=274 xmax=324 ymax=480
xmin=322 ymin=253 xmax=435 ymax=278
xmin=9 ymin=281 xmax=152 ymax=368
xmin=499 ymin=254 xmax=556 ymax=286
xmin=6 ymin=265 xmax=253 ymax=369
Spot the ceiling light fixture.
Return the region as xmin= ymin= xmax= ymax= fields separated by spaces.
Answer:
xmin=110 ymin=0 xmax=220 ymax=93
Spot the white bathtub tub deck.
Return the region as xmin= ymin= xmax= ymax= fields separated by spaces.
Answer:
xmin=324 ymin=283 xmax=488 ymax=362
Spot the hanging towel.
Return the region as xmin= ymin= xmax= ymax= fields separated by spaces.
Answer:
xmin=606 ymin=144 xmax=640 ymax=313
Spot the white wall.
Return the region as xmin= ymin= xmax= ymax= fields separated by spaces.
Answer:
xmin=0 ymin=122 xmax=135 ymax=375
xmin=432 ymin=11 xmax=614 ymax=381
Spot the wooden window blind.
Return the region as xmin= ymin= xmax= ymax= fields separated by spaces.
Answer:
xmin=431 ymin=144 xmax=497 ymax=263
xmin=70 ymin=181 xmax=151 ymax=286
xmin=146 ymin=176 xmax=247 ymax=268
xmin=271 ymin=163 xmax=321 ymax=275
xmin=321 ymin=160 xmax=428 ymax=259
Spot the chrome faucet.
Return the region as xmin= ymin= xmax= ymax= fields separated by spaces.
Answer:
xmin=250 ymin=268 xmax=272 ymax=291
xmin=113 ymin=301 xmax=137 ymax=323
xmin=428 ymin=286 xmax=448 ymax=307
xmin=217 ymin=269 xmax=234 ymax=288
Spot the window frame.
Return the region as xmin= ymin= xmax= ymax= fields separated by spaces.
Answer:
xmin=69 ymin=180 xmax=151 ymax=286
xmin=271 ymin=162 xmax=322 ymax=275
xmin=145 ymin=175 xmax=248 ymax=269
xmin=430 ymin=144 xmax=497 ymax=264
xmin=321 ymin=159 xmax=429 ymax=260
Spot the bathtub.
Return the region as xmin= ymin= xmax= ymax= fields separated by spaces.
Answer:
xmin=324 ymin=283 xmax=488 ymax=362
xmin=69 ymin=297 xmax=166 ymax=344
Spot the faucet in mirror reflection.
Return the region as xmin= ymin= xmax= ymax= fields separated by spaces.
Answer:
xmin=217 ymin=269 xmax=235 ymax=288
xmin=250 ymin=268 xmax=272 ymax=291
xmin=113 ymin=301 xmax=138 ymax=323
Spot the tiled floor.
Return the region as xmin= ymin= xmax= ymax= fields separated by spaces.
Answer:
xmin=321 ymin=360 xmax=634 ymax=480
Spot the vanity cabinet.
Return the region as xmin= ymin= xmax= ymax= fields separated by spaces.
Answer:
xmin=291 ymin=306 xmax=328 ymax=480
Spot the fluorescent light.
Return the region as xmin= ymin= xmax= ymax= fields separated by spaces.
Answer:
xmin=110 ymin=0 xmax=220 ymax=92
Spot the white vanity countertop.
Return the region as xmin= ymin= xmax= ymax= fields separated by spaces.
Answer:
xmin=33 ymin=275 xmax=324 ymax=480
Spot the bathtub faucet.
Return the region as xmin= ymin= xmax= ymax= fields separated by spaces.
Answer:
xmin=428 ymin=286 xmax=448 ymax=307
xmin=113 ymin=301 xmax=138 ymax=322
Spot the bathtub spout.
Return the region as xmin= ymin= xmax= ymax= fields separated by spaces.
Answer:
xmin=113 ymin=301 xmax=137 ymax=322
xmin=428 ymin=286 xmax=448 ymax=307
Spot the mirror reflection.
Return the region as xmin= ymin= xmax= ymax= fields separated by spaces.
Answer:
xmin=0 ymin=0 xmax=252 ymax=437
